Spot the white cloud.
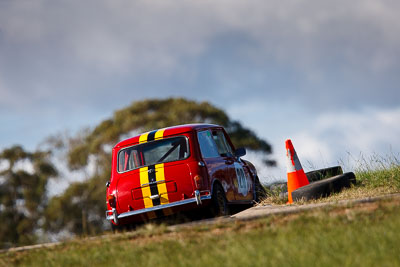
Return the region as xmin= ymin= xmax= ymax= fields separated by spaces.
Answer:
xmin=1 ymin=0 xmax=400 ymax=85
xmin=229 ymin=101 xmax=400 ymax=183
xmin=289 ymin=107 xmax=400 ymax=172
xmin=243 ymin=151 xmax=285 ymax=185
xmin=47 ymin=153 xmax=97 ymax=197
xmin=0 ymin=0 xmax=399 ymax=180
xmin=0 ymin=160 xmax=9 ymax=173
xmin=13 ymin=159 xmax=35 ymax=175
xmin=289 ymin=134 xmax=333 ymax=169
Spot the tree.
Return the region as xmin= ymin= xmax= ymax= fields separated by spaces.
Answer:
xmin=0 ymin=146 xmax=57 ymax=248
xmin=68 ymin=98 xmax=274 ymax=169
xmin=45 ymin=98 xmax=274 ymax=236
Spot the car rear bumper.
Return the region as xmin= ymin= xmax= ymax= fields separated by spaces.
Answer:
xmin=106 ymin=190 xmax=212 ymax=224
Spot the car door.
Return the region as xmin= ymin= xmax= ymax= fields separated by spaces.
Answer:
xmin=211 ymin=130 xmax=253 ymax=201
xmin=197 ymin=129 xmax=235 ymax=201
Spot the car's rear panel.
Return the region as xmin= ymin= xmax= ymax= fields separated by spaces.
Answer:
xmin=116 ymin=160 xmax=195 ymax=217
xmin=107 ymin=126 xmax=214 ymax=224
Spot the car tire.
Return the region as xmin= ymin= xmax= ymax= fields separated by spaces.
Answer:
xmin=111 ymin=223 xmax=123 ymax=233
xmin=291 ymin=172 xmax=356 ymax=202
xmin=254 ymin=175 xmax=267 ymax=202
xmin=111 ymin=222 xmax=137 ymax=233
xmin=211 ymin=184 xmax=229 ymax=217
xmin=305 ymin=166 xmax=343 ymax=182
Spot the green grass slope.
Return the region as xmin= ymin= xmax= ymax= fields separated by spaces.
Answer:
xmin=2 ymin=155 xmax=400 ymax=266
xmin=2 ymin=196 xmax=400 ymax=267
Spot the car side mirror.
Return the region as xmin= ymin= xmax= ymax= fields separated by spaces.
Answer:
xmin=234 ymin=147 xmax=246 ymax=158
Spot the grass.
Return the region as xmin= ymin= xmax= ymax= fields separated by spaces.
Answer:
xmin=2 ymin=197 xmax=400 ymax=266
xmin=354 ymin=153 xmax=400 ymax=189
xmin=2 ymin=154 xmax=400 ymax=266
xmin=261 ymin=153 xmax=400 ymax=205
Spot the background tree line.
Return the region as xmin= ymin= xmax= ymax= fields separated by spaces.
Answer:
xmin=0 ymin=98 xmax=274 ymax=248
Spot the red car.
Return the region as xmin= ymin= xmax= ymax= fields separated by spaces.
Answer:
xmin=106 ymin=124 xmax=263 ymax=227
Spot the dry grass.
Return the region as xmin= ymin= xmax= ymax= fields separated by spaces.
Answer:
xmin=259 ymin=153 xmax=400 ymax=206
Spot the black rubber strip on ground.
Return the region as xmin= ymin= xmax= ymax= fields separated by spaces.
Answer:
xmin=269 ymin=166 xmax=345 ymax=193
xmin=292 ymin=172 xmax=356 ymax=202
xmin=305 ymin=166 xmax=343 ymax=182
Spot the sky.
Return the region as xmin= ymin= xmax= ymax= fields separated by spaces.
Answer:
xmin=1 ymin=0 xmax=399 ymax=189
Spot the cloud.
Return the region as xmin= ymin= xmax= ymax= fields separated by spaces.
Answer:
xmin=0 ymin=160 xmax=9 ymax=174
xmin=47 ymin=153 xmax=98 ymax=197
xmin=0 ymin=0 xmax=399 ymax=112
xmin=0 ymin=157 xmax=35 ymax=175
xmin=243 ymin=151 xmax=283 ymax=185
xmin=0 ymin=0 xmax=399 ymax=174
xmin=286 ymin=107 xmax=400 ymax=173
xmin=230 ymin=100 xmax=400 ymax=183
xmin=13 ymin=159 xmax=35 ymax=175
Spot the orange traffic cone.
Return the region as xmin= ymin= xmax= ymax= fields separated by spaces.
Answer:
xmin=286 ymin=139 xmax=309 ymax=204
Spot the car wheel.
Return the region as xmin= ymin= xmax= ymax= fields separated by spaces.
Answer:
xmin=254 ymin=175 xmax=267 ymax=203
xmin=211 ymin=184 xmax=229 ymax=217
xmin=111 ymin=222 xmax=136 ymax=233
xmin=111 ymin=223 xmax=123 ymax=233
xmin=291 ymin=172 xmax=356 ymax=202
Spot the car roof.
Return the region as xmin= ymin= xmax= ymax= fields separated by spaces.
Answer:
xmin=114 ymin=123 xmax=222 ymax=148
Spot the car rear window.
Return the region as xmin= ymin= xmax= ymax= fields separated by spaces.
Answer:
xmin=117 ymin=136 xmax=189 ymax=172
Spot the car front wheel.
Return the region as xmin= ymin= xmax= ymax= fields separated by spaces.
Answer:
xmin=211 ymin=184 xmax=229 ymax=217
xmin=254 ymin=175 xmax=267 ymax=203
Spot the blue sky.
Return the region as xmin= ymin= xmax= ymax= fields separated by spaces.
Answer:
xmin=1 ymin=0 xmax=399 ymax=187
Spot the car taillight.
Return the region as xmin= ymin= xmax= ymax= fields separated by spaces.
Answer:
xmin=107 ymin=194 xmax=116 ymax=208
xmin=194 ymin=175 xmax=202 ymax=189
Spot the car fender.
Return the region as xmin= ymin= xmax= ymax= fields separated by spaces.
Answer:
xmin=241 ymin=159 xmax=257 ymax=178
xmin=210 ymin=178 xmax=225 ymax=196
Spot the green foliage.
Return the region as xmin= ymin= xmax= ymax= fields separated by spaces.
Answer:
xmin=67 ymin=98 xmax=274 ymax=170
xmin=0 ymin=146 xmax=57 ymax=248
xmin=44 ymin=171 xmax=109 ymax=236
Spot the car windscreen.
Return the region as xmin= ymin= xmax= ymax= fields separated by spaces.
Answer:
xmin=117 ymin=136 xmax=189 ymax=172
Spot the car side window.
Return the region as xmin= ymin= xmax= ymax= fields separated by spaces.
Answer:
xmin=197 ymin=130 xmax=220 ymax=158
xmin=212 ymin=130 xmax=234 ymax=157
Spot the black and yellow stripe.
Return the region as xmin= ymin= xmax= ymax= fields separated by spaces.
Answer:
xmin=138 ymin=129 xmax=172 ymax=218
